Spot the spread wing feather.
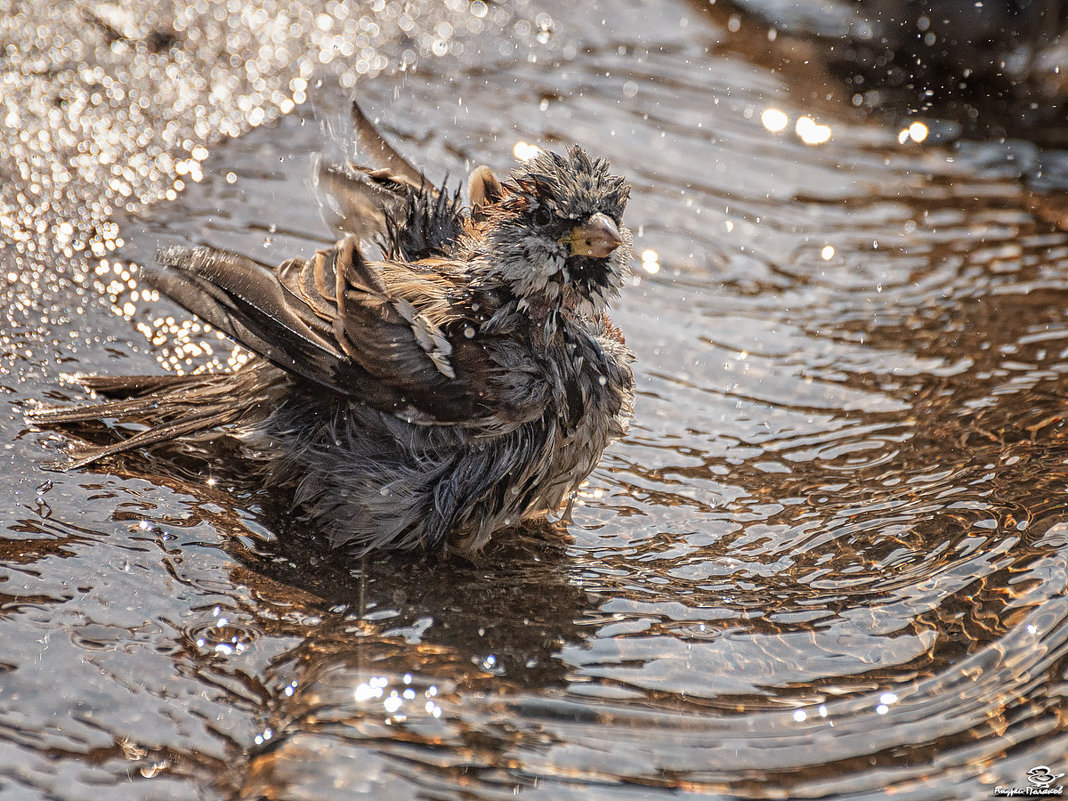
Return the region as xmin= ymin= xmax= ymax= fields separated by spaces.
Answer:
xmin=317 ymin=101 xmax=483 ymax=263
xmin=147 ymin=238 xmax=521 ymax=424
xmin=315 ymin=100 xmax=436 ymax=249
xmin=150 ymin=246 xmax=354 ymax=393
xmin=315 ymin=160 xmax=408 ymax=243
xmin=349 ymin=100 xmax=425 ymax=188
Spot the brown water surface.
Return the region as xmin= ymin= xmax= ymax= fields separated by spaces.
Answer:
xmin=3 ymin=0 xmax=1068 ymax=798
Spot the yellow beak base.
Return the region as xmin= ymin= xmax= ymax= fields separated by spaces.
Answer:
xmin=561 ymin=213 xmax=622 ymax=258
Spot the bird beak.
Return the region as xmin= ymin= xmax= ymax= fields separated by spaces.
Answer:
xmin=561 ymin=213 xmax=622 ymax=258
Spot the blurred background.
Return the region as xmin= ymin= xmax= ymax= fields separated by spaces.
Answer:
xmin=2 ymin=0 xmax=1068 ymax=798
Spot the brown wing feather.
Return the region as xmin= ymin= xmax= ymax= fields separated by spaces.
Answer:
xmin=149 ymin=239 xmax=516 ymax=424
xmin=315 ymin=101 xmax=428 ymax=241
xmin=319 ymin=102 xmax=488 ymax=263
xmin=350 ymin=100 xmax=425 ymax=188
xmin=147 ymin=229 xmax=560 ymax=429
xmin=283 ymin=237 xmax=488 ymax=421
xmin=315 ymin=159 xmax=406 ymax=241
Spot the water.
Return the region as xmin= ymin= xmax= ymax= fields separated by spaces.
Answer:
xmin=2 ymin=1 xmax=1068 ymax=798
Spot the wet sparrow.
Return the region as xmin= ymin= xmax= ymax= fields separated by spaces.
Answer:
xmin=27 ymin=102 xmax=636 ymax=556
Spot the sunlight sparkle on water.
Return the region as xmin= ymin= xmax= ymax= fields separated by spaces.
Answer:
xmin=898 ymin=122 xmax=929 ymax=144
xmin=641 ymin=249 xmax=660 ymax=274
xmin=761 ymin=108 xmax=789 ymax=133
xmin=513 ymin=141 xmax=543 ymax=161
xmin=795 ymin=116 xmax=832 ymax=145
xmin=875 ymin=692 xmax=898 ymax=716
xmin=354 ymin=675 xmax=389 ymax=702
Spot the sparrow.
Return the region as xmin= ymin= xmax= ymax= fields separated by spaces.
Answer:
xmin=26 ymin=102 xmax=636 ymax=556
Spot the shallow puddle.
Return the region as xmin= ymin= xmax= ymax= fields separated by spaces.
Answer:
xmin=3 ymin=0 xmax=1068 ymax=798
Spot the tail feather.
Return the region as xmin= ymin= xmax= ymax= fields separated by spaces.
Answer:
xmin=77 ymin=373 xmax=205 ymax=397
xmin=25 ymin=373 xmax=214 ymax=424
xmin=27 ymin=362 xmax=285 ymax=471
xmin=26 ymin=395 xmax=170 ymax=425
xmin=57 ymin=406 xmax=243 ymax=470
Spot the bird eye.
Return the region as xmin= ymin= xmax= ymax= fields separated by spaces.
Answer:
xmin=532 ymin=206 xmax=553 ymax=227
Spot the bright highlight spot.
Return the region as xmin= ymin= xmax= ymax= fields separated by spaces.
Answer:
xmin=821 ymin=245 xmax=835 ymax=260
xmin=513 ymin=141 xmax=543 ymax=161
xmin=641 ymin=248 xmax=660 ymax=274
xmin=898 ymin=121 xmax=929 ymax=144
xmin=793 ymin=709 xmax=807 ymax=722
xmin=795 ymin=116 xmax=832 ymax=145
xmin=354 ymin=675 xmax=389 ymax=703
xmin=761 ymin=108 xmax=789 ymax=133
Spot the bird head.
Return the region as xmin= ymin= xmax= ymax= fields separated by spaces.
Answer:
xmin=477 ymin=146 xmax=631 ymax=318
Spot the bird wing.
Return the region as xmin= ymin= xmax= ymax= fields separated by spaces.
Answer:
xmin=316 ymin=100 xmax=455 ymax=255
xmin=315 ymin=159 xmax=411 ymax=243
xmin=149 ymin=239 xmax=545 ymax=426
xmin=317 ymin=101 xmax=498 ymax=262
xmin=348 ymin=99 xmax=426 ymax=188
